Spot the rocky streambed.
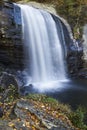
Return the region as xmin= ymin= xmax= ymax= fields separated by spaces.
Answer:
xmin=0 ymin=70 xmax=87 ymax=130
xmin=0 ymin=94 xmax=79 ymax=130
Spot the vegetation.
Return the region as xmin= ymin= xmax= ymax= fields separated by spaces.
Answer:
xmin=26 ymin=93 xmax=71 ymax=114
xmin=0 ymin=84 xmax=87 ymax=129
xmin=26 ymin=94 xmax=87 ymax=130
xmin=0 ymin=0 xmax=87 ymax=129
xmin=56 ymin=0 xmax=87 ymax=39
xmin=69 ymin=106 xmax=87 ymax=129
xmin=0 ymin=84 xmax=19 ymax=103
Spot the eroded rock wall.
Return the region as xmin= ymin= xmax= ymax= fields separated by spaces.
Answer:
xmin=0 ymin=1 xmax=24 ymax=69
xmin=0 ymin=1 xmax=84 ymax=78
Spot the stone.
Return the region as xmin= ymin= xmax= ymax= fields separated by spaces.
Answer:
xmin=0 ymin=72 xmax=19 ymax=100
xmin=0 ymin=120 xmax=13 ymax=130
xmin=0 ymin=107 xmax=3 ymax=117
xmin=52 ymin=13 xmax=84 ymax=78
xmin=0 ymin=1 xmax=24 ymax=69
xmin=78 ymin=68 xmax=87 ymax=78
xmin=0 ymin=72 xmax=18 ymax=89
xmin=41 ymin=119 xmax=58 ymax=129
xmin=0 ymin=1 xmax=84 ymax=78
xmin=14 ymin=99 xmax=75 ymax=130
xmin=20 ymin=84 xmax=34 ymax=95
xmin=66 ymin=39 xmax=83 ymax=78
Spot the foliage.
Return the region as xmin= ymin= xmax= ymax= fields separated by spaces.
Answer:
xmin=0 ymin=86 xmax=4 ymax=93
xmin=0 ymin=84 xmax=19 ymax=103
xmin=26 ymin=94 xmax=59 ymax=105
xmin=5 ymin=84 xmax=19 ymax=102
xmin=26 ymin=93 xmax=47 ymax=101
xmin=26 ymin=94 xmax=87 ymax=129
xmin=69 ymin=106 xmax=87 ymax=129
xmin=0 ymin=91 xmax=87 ymax=130
xmin=26 ymin=93 xmax=71 ymax=114
xmin=55 ymin=0 xmax=87 ymax=39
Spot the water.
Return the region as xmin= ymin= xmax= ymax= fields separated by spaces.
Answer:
xmin=18 ymin=5 xmax=87 ymax=109
xmin=83 ymin=24 xmax=87 ymax=60
xmin=19 ymin=4 xmax=68 ymax=92
xmin=47 ymin=79 xmax=87 ymax=109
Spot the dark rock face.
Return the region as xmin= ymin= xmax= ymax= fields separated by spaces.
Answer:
xmin=52 ymin=15 xmax=83 ymax=78
xmin=0 ymin=107 xmax=3 ymax=118
xmin=66 ymin=40 xmax=83 ymax=78
xmin=0 ymin=2 xmax=84 ymax=78
xmin=78 ymin=68 xmax=87 ymax=78
xmin=60 ymin=20 xmax=83 ymax=78
xmin=0 ymin=1 xmax=24 ymax=69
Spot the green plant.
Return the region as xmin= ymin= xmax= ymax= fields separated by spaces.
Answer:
xmin=26 ymin=94 xmax=71 ymax=114
xmin=69 ymin=106 xmax=87 ymax=129
xmin=26 ymin=93 xmax=58 ymax=103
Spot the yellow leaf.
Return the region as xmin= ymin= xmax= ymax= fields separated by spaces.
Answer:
xmin=8 ymin=122 xmax=15 ymax=127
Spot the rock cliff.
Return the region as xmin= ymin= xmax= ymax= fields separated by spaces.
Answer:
xmin=0 ymin=1 xmax=24 ymax=69
xmin=0 ymin=1 xmax=84 ymax=78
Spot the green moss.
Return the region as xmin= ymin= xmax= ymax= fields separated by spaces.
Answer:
xmin=26 ymin=93 xmax=71 ymax=114
xmin=26 ymin=93 xmax=47 ymax=101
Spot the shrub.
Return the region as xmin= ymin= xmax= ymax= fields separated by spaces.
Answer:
xmin=69 ymin=106 xmax=87 ymax=129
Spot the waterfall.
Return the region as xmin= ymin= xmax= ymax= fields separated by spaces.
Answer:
xmin=19 ymin=4 xmax=68 ymax=92
xmin=83 ymin=25 xmax=87 ymax=61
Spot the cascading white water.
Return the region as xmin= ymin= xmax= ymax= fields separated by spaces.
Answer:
xmin=19 ymin=4 xmax=68 ymax=92
xmin=83 ymin=25 xmax=87 ymax=61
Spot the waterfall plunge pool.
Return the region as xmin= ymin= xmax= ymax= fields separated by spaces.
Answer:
xmin=46 ymin=79 xmax=87 ymax=109
xmin=20 ymin=77 xmax=87 ymax=109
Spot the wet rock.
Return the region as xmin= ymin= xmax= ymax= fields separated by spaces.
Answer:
xmin=78 ymin=68 xmax=87 ymax=78
xmin=0 ymin=1 xmax=24 ymax=69
xmin=14 ymin=99 xmax=75 ymax=130
xmin=20 ymin=84 xmax=34 ymax=95
xmin=0 ymin=72 xmax=18 ymax=89
xmin=0 ymin=72 xmax=19 ymax=101
xmin=14 ymin=121 xmax=29 ymax=130
xmin=67 ymin=40 xmax=83 ymax=78
xmin=0 ymin=107 xmax=3 ymax=117
xmin=0 ymin=120 xmax=13 ymax=130
xmin=52 ymin=13 xmax=84 ymax=78
xmin=41 ymin=119 xmax=58 ymax=129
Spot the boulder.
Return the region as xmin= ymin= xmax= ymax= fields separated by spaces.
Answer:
xmin=0 ymin=72 xmax=18 ymax=89
xmin=20 ymin=84 xmax=34 ymax=95
xmin=0 ymin=72 xmax=19 ymax=102
xmin=78 ymin=68 xmax=87 ymax=78
xmin=14 ymin=99 xmax=75 ymax=130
